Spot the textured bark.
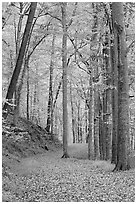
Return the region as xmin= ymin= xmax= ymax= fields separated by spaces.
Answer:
xmin=111 ymin=36 xmax=118 ymax=164
xmin=3 ymin=3 xmax=37 ymax=117
xmin=13 ymin=6 xmax=24 ymax=125
xmin=106 ymin=5 xmax=118 ymax=164
xmin=102 ymin=32 xmax=111 ymax=160
xmin=61 ymin=3 xmax=69 ymax=158
xmin=88 ymin=2 xmax=99 ymax=160
xmin=112 ymin=2 xmax=130 ymax=171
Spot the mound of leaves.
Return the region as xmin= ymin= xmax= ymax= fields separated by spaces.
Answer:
xmin=2 ymin=115 xmax=62 ymax=191
xmin=2 ymin=117 xmax=48 ymax=159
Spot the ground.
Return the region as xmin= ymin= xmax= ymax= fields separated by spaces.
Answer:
xmin=2 ymin=143 xmax=135 ymax=202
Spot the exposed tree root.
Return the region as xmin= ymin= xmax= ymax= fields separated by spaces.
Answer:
xmin=61 ymin=153 xmax=70 ymax=158
xmin=113 ymin=162 xmax=130 ymax=172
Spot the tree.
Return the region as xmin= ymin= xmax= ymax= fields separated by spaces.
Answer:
xmin=88 ymin=40 xmax=94 ymax=160
xmin=102 ymin=31 xmax=111 ymax=160
xmin=107 ymin=4 xmax=118 ymax=164
xmin=69 ymin=81 xmax=75 ymax=143
xmin=61 ymin=2 xmax=69 ymax=158
xmin=112 ymin=2 xmax=130 ymax=171
xmin=3 ymin=2 xmax=37 ymax=117
xmin=46 ymin=34 xmax=56 ymax=135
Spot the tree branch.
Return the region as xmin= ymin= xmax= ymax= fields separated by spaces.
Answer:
xmin=125 ymin=40 xmax=135 ymax=55
xmin=67 ymin=2 xmax=78 ymax=28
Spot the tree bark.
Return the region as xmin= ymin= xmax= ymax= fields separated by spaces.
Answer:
xmin=70 ymin=81 xmax=75 ymax=143
xmin=98 ymin=94 xmax=103 ymax=160
xmin=112 ymin=2 xmax=130 ymax=171
xmin=46 ymin=34 xmax=55 ymax=136
xmin=102 ymin=32 xmax=111 ymax=160
xmin=26 ymin=59 xmax=30 ymax=121
xmin=88 ymin=41 xmax=94 ymax=160
xmin=3 ymin=2 xmax=37 ymax=117
xmin=61 ymin=2 xmax=69 ymax=158
xmin=106 ymin=4 xmax=118 ymax=164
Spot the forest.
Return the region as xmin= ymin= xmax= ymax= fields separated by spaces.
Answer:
xmin=2 ymin=2 xmax=135 ymax=202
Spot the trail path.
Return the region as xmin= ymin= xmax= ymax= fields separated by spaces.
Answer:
xmin=3 ymin=144 xmax=135 ymax=202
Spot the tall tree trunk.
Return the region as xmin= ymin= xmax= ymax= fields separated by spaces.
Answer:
xmin=102 ymin=32 xmax=111 ymax=160
xmin=13 ymin=2 xmax=24 ymax=125
xmin=112 ymin=2 xmax=130 ymax=171
xmin=106 ymin=4 xmax=118 ymax=164
xmin=61 ymin=2 xmax=69 ymax=158
xmin=85 ymin=101 xmax=88 ymax=143
xmin=3 ymin=2 xmax=37 ymax=117
xmin=88 ymin=2 xmax=99 ymax=160
xmin=32 ymin=66 xmax=39 ymax=125
xmin=26 ymin=59 xmax=30 ymax=120
xmin=77 ymin=101 xmax=80 ymax=143
xmin=88 ymin=41 xmax=94 ymax=160
xmin=70 ymin=81 xmax=75 ymax=143
xmin=102 ymin=92 xmax=107 ymax=160
xmin=93 ymin=72 xmax=100 ymax=159
xmin=15 ymin=2 xmax=24 ymax=58
xmin=98 ymin=94 xmax=103 ymax=160
xmin=46 ymin=34 xmax=55 ymax=136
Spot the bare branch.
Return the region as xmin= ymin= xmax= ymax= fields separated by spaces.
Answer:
xmin=67 ymin=2 xmax=78 ymax=28
xmin=126 ymin=40 xmax=135 ymax=55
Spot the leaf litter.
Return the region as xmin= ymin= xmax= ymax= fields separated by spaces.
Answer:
xmin=2 ymin=147 xmax=135 ymax=202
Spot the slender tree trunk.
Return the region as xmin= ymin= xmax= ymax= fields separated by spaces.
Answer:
xmin=111 ymin=36 xmax=118 ymax=164
xmin=3 ymin=2 xmax=37 ymax=117
xmin=88 ymin=41 xmax=94 ymax=160
xmin=112 ymin=2 xmax=130 ymax=171
xmin=88 ymin=2 xmax=99 ymax=160
xmin=98 ymin=94 xmax=104 ymax=160
xmin=70 ymin=81 xmax=75 ymax=143
xmin=85 ymin=102 xmax=88 ymax=143
xmin=93 ymin=63 xmax=100 ymax=159
xmin=13 ymin=3 xmax=24 ymax=125
xmin=106 ymin=5 xmax=118 ymax=164
xmin=26 ymin=59 xmax=30 ymax=120
xmin=61 ymin=2 xmax=69 ymax=158
xmin=77 ymin=101 xmax=80 ymax=143
xmin=46 ymin=34 xmax=55 ymax=136
xmin=53 ymin=77 xmax=62 ymax=110
xmin=33 ymin=84 xmax=37 ymax=123
xmin=15 ymin=2 xmax=24 ymax=58
xmin=102 ymin=32 xmax=111 ymax=160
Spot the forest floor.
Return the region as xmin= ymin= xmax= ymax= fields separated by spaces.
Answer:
xmin=2 ymin=143 xmax=135 ymax=202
